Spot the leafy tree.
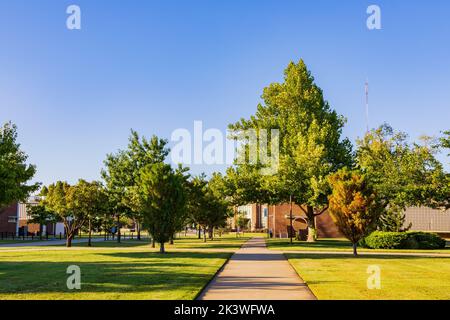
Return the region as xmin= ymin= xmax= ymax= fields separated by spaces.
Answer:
xmin=229 ymin=60 xmax=352 ymax=241
xmin=328 ymin=168 xmax=384 ymax=256
xmin=138 ymin=163 xmax=187 ymax=253
xmin=67 ymin=180 xmax=108 ymax=247
xmin=236 ymin=212 xmax=250 ymax=235
xmin=0 ymin=122 xmax=39 ymax=208
xmin=27 ymin=201 xmax=57 ymax=240
xmin=356 ymin=124 xmax=447 ymax=230
xmin=204 ymin=173 xmax=232 ymax=239
xmin=188 ymin=173 xmax=231 ymax=242
xmin=102 ymin=130 xmax=169 ymax=242
xmin=441 ymin=131 xmax=450 ymax=153
xmin=101 ymin=150 xmax=131 ymax=243
xmin=186 ymin=174 xmax=209 ymax=239
xmin=42 ymin=181 xmax=86 ymax=247
xmin=125 ymin=130 xmax=170 ymax=240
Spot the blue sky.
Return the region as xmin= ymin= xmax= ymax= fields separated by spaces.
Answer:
xmin=1 ymin=0 xmax=449 ymax=186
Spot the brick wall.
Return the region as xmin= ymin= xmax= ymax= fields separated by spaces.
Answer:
xmin=316 ymin=212 xmax=343 ymax=238
xmin=267 ymin=203 xmax=342 ymax=239
xmin=0 ymin=203 xmax=18 ymax=233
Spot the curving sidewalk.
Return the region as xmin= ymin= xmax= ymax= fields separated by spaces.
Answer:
xmin=198 ymin=237 xmax=316 ymax=300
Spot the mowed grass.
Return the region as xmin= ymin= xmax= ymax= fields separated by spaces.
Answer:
xmin=0 ymin=248 xmax=231 ymax=300
xmin=287 ymin=253 xmax=450 ymax=300
xmin=268 ymin=238 xmax=450 ymax=254
xmin=0 ymin=234 xmax=253 ymax=299
xmin=66 ymin=233 xmax=254 ymax=250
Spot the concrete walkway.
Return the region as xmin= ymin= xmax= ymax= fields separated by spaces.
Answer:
xmin=198 ymin=237 xmax=316 ymax=300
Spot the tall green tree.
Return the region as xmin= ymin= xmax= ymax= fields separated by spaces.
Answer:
xmin=0 ymin=122 xmax=39 ymax=208
xmin=67 ymin=180 xmax=108 ymax=247
xmin=205 ymin=173 xmax=232 ymax=239
xmin=138 ymin=163 xmax=187 ymax=253
xmin=328 ymin=168 xmax=384 ymax=256
xmin=229 ymin=60 xmax=352 ymax=241
xmin=188 ymin=173 xmax=231 ymax=242
xmin=187 ymin=174 xmax=209 ymax=239
xmin=101 ymin=150 xmax=130 ymax=243
xmin=102 ymin=130 xmax=169 ymax=242
xmin=43 ymin=181 xmax=86 ymax=247
xmin=356 ymin=124 xmax=447 ymax=230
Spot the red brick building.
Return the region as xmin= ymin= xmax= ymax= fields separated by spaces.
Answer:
xmin=0 ymin=198 xmax=65 ymax=236
xmin=232 ymin=204 xmax=450 ymax=239
xmin=0 ymin=203 xmax=19 ymax=235
xmin=234 ymin=203 xmax=343 ymax=239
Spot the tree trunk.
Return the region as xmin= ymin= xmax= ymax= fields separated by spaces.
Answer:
xmin=39 ymin=224 xmax=43 ymax=241
xmin=159 ymin=242 xmax=165 ymax=254
xmin=306 ymin=206 xmax=317 ymax=242
xmin=88 ymin=218 xmax=92 ymax=247
xmin=352 ymin=243 xmax=358 ymax=256
xmin=208 ymin=227 xmax=213 ymax=240
xmin=66 ymin=234 xmax=73 ymax=247
xmin=198 ymin=225 xmax=201 ymax=239
xmin=170 ymin=235 xmax=174 ymax=245
xmin=151 ymin=237 xmax=156 ymax=248
xmin=137 ymin=222 xmax=141 ymax=240
xmin=117 ymin=215 xmax=121 ymax=243
xmin=203 ymin=227 xmax=207 ymax=242
xmin=289 ymin=195 xmax=293 ymax=244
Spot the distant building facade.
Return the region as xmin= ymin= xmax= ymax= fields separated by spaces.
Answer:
xmin=232 ymin=204 xmax=450 ymax=239
xmin=233 ymin=203 xmax=342 ymax=239
xmin=404 ymin=207 xmax=450 ymax=235
xmin=0 ymin=198 xmax=65 ymax=236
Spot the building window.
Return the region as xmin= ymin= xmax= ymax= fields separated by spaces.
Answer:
xmin=8 ymin=216 xmax=17 ymax=223
xmin=263 ymin=208 xmax=268 ymax=217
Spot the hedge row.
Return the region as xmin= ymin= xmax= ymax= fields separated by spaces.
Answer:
xmin=361 ymin=231 xmax=446 ymax=250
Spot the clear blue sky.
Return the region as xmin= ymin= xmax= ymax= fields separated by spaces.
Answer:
xmin=1 ymin=0 xmax=449 ymax=186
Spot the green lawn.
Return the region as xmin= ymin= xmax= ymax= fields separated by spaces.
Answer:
xmin=0 ymin=247 xmax=231 ymax=299
xmin=0 ymin=234 xmax=253 ymax=299
xmin=287 ymin=253 xmax=450 ymax=300
xmin=268 ymin=238 xmax=450 ymax=254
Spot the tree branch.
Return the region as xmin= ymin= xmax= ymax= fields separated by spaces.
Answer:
xmin=314 ymin=206 xmax=329 ymax=216
xmin=299 ymin=205 xmax=308 ymax=215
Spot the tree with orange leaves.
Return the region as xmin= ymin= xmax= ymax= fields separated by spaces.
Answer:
xmin=328 ymin=168 xmax=383 ymax=256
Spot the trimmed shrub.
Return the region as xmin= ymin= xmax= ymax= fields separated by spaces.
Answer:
xmin=407 ymin=232 xmax=447 ymax=249
xmin=363 ymin=231 xmax=446 ymax=250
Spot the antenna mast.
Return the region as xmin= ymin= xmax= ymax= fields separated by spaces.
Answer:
xmin=365 ymin=80 xmax=369 ymax=133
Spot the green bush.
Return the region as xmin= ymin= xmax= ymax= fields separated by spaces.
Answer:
xmin=363 ymin=231 xmax=446 ymax=250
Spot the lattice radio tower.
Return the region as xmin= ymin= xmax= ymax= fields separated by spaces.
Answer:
xmin=365 ymin=79 xmax=369 ymax=133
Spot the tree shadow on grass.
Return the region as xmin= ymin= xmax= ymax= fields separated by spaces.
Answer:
xmin=270 ymin=239 xmax=352 ymax=249
xmin=0 ymin=252 xmax=230 ymax=297
xmin=70 ymin=240 xmax=152 ymax=248
xmin=98 ymin=251 xmax=231 ymax=260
